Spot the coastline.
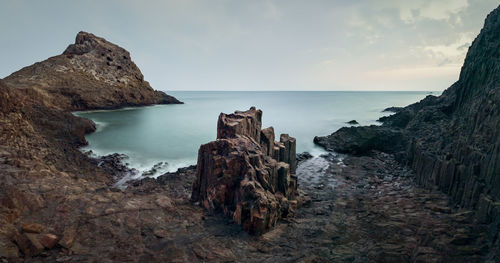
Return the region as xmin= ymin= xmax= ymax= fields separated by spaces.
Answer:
xmin=2 ymin=4 xmax=500 ymax=259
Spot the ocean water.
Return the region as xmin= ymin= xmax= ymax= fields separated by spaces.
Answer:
xmin=74 ymin=91 xmax=432 ymax=181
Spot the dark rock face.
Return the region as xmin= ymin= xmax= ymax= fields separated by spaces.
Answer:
xmin=191 ymin=107 xmax=299 ymax=234
xmin=296 ymin=152 xmax=313 ymax=164
xmin=4 ymin=31 xmax=181 ymax=111
xmin=382 ymin=106 xmax=404 ymax=113
xmin=315 ymin=4 xmax=500 ymax=257
xmin=346 ymin=120 xmax=359 ymax=125
xmin=314 ymin=125 xmax=407 ymax=156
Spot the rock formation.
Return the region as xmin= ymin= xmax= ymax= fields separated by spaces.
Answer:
xmin=191 ymin=107 xmax=299 ymax=234
xmin=0 ymin=32 xmax=182 ymax=260
xmin=315 ymin=4 xmax=500 ymax=256
xmin=3 ymin=31 xmax=181 ymax=110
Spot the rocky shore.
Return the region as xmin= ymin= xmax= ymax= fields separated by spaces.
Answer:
xmin=1 ymin=4 xmax=500 ymax=262
xmin=315 ymin=4 xmax=500 ymax=261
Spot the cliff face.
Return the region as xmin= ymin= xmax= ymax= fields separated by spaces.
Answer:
xmin=191 ymin=107 xmax=299 ymax=234
xmin=402 ymin=5 xmax=500 ymax=217
xmin=315 ymin=4 xmax=500 ymax=252
xmin=4 ymin=32 xmax=181 ymax=111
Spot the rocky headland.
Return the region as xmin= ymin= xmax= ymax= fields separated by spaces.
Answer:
xmin=3 ymin=32 xmax=181 ymax=111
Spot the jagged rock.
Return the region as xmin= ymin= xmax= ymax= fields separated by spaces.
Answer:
xmin=191 ymin=107 xmax=299 ymax=234
xmin=4 ymin=31 xmax=182 ymax=111
xmin=296 ymin=152 xmax=313 ymax=164
xmin=315 ymin=4 xmax=500 ymax=257
xmin=142 ymin=162 xmax=168 ymax=177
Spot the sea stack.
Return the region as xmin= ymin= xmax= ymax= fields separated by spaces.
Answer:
xmin=191 ymin=107 xmax=299 ymax=234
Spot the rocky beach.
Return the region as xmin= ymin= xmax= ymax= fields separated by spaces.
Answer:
xmin=1 ymin=4 xmax=500 ymax=263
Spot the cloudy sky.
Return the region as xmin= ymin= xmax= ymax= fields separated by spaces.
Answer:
xmin=0 ymin=0 xmax=498 ymax=91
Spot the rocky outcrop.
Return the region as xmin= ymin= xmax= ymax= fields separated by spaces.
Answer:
xmin=4 ymin=31 xmax=181 ymax=111
xmin=0 ymin=32 xmax=181 ymax=261
xmin=191 ymin=107 xmax=299 ymax=234
xmin=314 ymin=125 xmax=407 ymax=156
xmin=315 ymin=4 xmax=500 ymax=258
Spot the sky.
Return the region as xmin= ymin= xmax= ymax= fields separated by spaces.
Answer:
xmin=0 ymin=0 xmax=498 ymax=91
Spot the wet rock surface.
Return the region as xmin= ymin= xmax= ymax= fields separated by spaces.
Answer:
xmin=2 ymin=149 xmax=490 ymax=262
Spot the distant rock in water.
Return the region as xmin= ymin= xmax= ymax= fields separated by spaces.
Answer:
xmin=315 ymin=4 xmax=500 ymax=256
xmin=346 ymin=120 xmax=359 ymax=125
xmin=296 ymin=152 xmax=313 ymax=164
xmin=4 ymin=31 xmax=181 ymax=111
xmin=382 ymin=106 xmax=404 ymax=113
xmin=191 ymin=107 xmax=300 ymax=234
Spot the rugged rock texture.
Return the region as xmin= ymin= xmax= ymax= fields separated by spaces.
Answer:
xmin=314 ymin=125 xmax=407 ymax=156
xmin=4 ymin=31 xmax=181 ymax=111
xmin=0 ymin=32 xmax=182 ymax=261
xmin=315 ymin=4 xmax=500 ymax=259
xmin=191 ymin=107 xmax=299 ymax=234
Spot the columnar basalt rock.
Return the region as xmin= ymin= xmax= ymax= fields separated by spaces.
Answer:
xmin=191 ymin=107 xmax=299 ymax=234
xmin=314 ymin=4 xmax=500 ymax=256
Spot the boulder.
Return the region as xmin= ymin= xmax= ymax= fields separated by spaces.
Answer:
xmin=191 ymin=107 xmax=299 ymax=234
xmin=21 ymin=223 xmax=46 ymax=234
xmin=40 ymin=233 xmax=58 ymax=249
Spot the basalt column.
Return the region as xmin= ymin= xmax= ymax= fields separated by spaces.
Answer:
xmin=191 ymin=107 xmax=299 ymax=234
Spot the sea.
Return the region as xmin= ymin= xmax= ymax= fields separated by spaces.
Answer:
xmin=74 ymin=91 xmax=433 ymax=182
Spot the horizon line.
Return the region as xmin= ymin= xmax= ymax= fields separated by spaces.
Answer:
xmin=162 ymin=89 xmax=440 ymax=92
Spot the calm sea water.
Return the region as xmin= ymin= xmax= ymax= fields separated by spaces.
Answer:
xmin=74 ymin=91 xmax=432 ymax=179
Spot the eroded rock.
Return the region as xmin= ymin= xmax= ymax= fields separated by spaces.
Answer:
xmin=191 ymin=107 xmax=299 ymax=234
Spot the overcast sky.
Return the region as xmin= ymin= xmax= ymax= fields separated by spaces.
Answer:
xmin=1 ymin=1 xmax=498 ymax=91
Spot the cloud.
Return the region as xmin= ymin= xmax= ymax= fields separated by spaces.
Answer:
xmin=0 ymin=0 xmax=498 ymax=91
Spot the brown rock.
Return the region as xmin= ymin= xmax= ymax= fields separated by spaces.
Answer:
xmin=155 ymin=196 xmax=174 ymax=209
xmin=4 ymin=31 xmax=182 ymax=111
xmin=260 ymin=127 xmax=275 ymax=156
xmin=192 ymin=107 xmax=298 ymax=234
xmin=14 ymin=233 xmax=44 ymax=256
xmin=59 ymin=225 xmax=78 ymax=248
xmin=40 ymin=233 xmax=58 ymax=249
xmin=217 ymin=107 xmax=262 ymax=141
xmin=21 ymin=222 xmax=46 ymax=233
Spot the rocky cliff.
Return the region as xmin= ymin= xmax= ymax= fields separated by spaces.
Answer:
xmin=0 ymin=32 xmax=184 ymax=260
xmin=4 ymin=32 xmax=181 ymax=110
xmin=191 ymin=107 xmax=299 ymax=234
xmin=315 ymin=4 xmax=500 ymax=257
